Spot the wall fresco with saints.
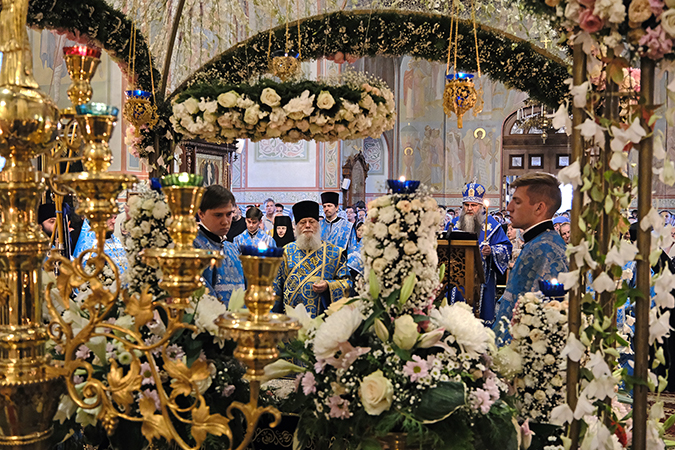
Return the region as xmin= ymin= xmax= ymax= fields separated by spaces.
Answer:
xmin=398 ymin=56 xmax=527 ymax=207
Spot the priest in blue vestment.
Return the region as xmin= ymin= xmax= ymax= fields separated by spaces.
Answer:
xmin=493 ymin=173 xmax=569 ymax=343
xmin=233 ymin=206 xmax=276 ymax=249
xmin=194 ymin=185 xmax=245 ymax=306
xmin=446 ymin=183 xmax=512 ymax=325
xmin=320 ymin=191 xmax=353 ymax=251
xmin=74 ymin=217 xmax=128 ymax=275
xmin=274 ymin=200 xmax=352 ymax=318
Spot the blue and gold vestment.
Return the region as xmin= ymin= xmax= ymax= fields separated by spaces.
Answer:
xmin=273 ymin=241 xmax=352 ymax=318
xmin=194 ymin=226 xmax=246 ymax=306
xmin=321 ymin=217 xmax=353 ymax=251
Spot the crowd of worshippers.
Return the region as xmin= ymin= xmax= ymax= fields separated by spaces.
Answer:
xmin=37 ymin=173 xmax=675 ymax=375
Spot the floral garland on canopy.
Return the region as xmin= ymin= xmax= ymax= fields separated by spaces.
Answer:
xmin=170 ymin=72 xmax=396 ymax=143
xmin=270 ymin=186 xmax=520 ymax=450
xmin=172 ymin=10 xmax=570 ymax=109
xmin=516 ymin=0 xmax=675 ymax=445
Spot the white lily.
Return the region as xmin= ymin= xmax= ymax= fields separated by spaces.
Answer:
xmin=650 ymin=309 xmax=671 ymax=345
xmin=558 ymin=160 xmax=582 ymax=188
xmin=653 ymin=268 xmax=675 ymax=309
xmin=641 ymin=207 xmax=664 ymax=233
xmin=567 ymin=239 xmax=598 ymax=270
xmin=573 ymin=393 xmax=596 ymax=420
xmin=550 ymin=403 xmax=574 ymax=426
xmin=262 ymin=359 xmax=306 ymax=382
xmin=604 ymin=241 xmax=638 ymax=268
xmin=561 ymin=333 xmax=586 ymax=362
xmin=592 ymin=272 xmax=617 ymax=293
xmin=609 ymin=150 xmax=628 ymax=171
xmin=558 ymin=269 xmax=581 ymax=291
xmin=547 ymin=103 xmax=572 ymax=135
xmin=570 ymin=81 xmax=590 ymax=108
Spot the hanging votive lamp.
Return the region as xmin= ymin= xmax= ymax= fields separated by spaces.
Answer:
xmin=269 ymin=49 xmax=300 ymax=81
xmin=123 ymin=89 xmax=158 ymax=136
xmin=443 ymin=73 xmax=478 ymax=129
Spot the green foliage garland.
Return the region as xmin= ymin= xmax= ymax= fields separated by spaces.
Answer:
xmin=171 ymin=10 xmax=571 ymax=108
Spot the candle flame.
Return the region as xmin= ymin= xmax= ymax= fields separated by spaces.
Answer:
xmin=257 ymin=241 xmax=268 ymax=252
xmin=551 ymin=278 xmax=558 ymax=284
xmin=483 ymin=199 xmax=490 ymax=207
xmin=178 ymin=172 xmax=190 ymax=183
xmin=399 ymin=176 xmax=406 ymax=182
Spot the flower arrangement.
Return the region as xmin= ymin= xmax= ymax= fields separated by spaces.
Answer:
xmin=495 ymin=292 xmax=569 ymax=424
xmin=122 ymin=184 xmax=172 ymax=298
xmin=362 ymin=186 xmax=441 ymax=313
xmin=269 ymin=186 xmax=518 ymax=450
xmin=170 ymin=71 xmax=396 ymax=144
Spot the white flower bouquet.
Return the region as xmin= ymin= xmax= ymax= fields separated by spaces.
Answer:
xmin=169 ymin=70 xmax=396 ymax=144
xmin=495 ymin=292 xmax=569 ymax=423
xmin=270 ymin=187 xmax=518 ymax=450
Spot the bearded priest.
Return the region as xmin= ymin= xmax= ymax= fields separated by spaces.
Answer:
xmin=447 ymin=182 xmax=512 ymax=325
xmin=274 ymin=200 xmax=352 ymax=318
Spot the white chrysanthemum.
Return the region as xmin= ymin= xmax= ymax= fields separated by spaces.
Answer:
xmin=193 ymin=294 xmax=228 ymax=336
xmin=312 ymin=305 xmax=365 ymax=360
xmin=430 ymin=303 xmax=492 ymax=358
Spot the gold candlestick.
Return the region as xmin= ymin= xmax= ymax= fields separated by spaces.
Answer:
xmin=0 ymin=0 xmax=64 ymax=447
xmin=483 ymin=199 xmax=490 ymax=243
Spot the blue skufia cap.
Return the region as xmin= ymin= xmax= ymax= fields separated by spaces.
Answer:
xmin=552 ymin=216 xmax=570 ymax=225
xmin=462 ymin=182 xmax=486 ymax=204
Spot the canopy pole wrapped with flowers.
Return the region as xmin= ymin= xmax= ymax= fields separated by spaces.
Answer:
xmin=523 ymin=0 xmax=675 ymax=445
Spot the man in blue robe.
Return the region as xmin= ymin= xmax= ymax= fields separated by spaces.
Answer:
xmin=194 ymin=185 xmax=246 ymax=306
xmin=234 ymin=206 xmax=276 ymax=249
xmin=320 ymin=191 xmax=353 ymax=251
xmin=74 ymin=217 xmax=128 ymax=275
xmin=447 ymin=182 xmax=512 ymax=325
xmin=274 ymin=200 xmax=352 ymax=318
xmin=493 ymin=173 xmax=569 ymax=343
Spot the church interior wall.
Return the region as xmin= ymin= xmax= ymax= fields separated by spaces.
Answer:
xmin=25 ymin=27 xmax=675 ymax=213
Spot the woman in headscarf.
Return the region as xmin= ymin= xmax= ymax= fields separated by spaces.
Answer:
xmin=272 ymin=215 xmax=295 ymax=248
xmin=347 ymin=221 xmax=365 ymax=282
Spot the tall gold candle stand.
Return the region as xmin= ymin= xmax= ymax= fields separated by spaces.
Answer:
xmin=0 ymin=0 xmax=63 ymax=447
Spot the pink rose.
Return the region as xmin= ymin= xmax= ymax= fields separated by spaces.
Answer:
xmin=639 ymin=25 xmax=674 ymax=59
xmin=579 ymin=8 xmax=605 ymax=32
xmin=649 ymin=0 xmax=664 ymax=16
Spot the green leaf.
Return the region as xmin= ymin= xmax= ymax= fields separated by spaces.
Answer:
xmin=369 ymin=269 xmax=380 ymax=300
xmin=662 ymin=412 xmax=675 ymax=432
xmin=361 ymin=438 xmax=383 ymax=450
xmin=414 ymin=381 xmax=466 ymax=423
xmin=392 ymin=343 xmax=412 ymax=362
xmin=399 ymin=273 xmax=417 ymax=306
xmin=438 ymin=263 xmax=446 ymax=282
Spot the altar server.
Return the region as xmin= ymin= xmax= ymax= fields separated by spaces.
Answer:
xmin=274 ymin=200 xmax=352 ymax=318
xmin=74 ymin=216 xmax=128 ymax=275
xmin=234 ymin=207 xmax=276 ymax=249
xmin=320 ymin=191 xmax=353 ymax=251
xmin=448 ymin=182 xmax=512 ymax=325
xmin=194 ymin=185 xmax=245 ymax=305
xmin=493 ymin=173 xmax=569 ymax=341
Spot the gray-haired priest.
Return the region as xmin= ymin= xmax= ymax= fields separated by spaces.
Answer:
xmin=273 ymin=200 xmax=352 ymax=318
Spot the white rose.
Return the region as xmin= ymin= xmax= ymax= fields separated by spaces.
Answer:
xmin=140 ymin=221 xmax=151 ymax=234
xmin=359 ymin=370 xmax=393 ymax=415
xmin=403 ymin=241 xmax=418 ymax=255
xmin=200 ymin=99 xmax=218 ymax=113
xmin=182 ymin=98 xmax=199 ymax=115
xmin=529 ymin=329 xmax=544 ymax=342
xmin=217 ymin=91 xmax=240 ymax=108
xmin=152 ymin=202 xmax=169 ymax=220
xmin=372 ymin=258 xmax=387 ymax=273
xmin=533 ymin=390 xmax=547 ymax=402
xmin=373 ymin=222 xmax=388 ymax=239
xmin=393 ymin=315 xmax=418 ymax=350
xmin=661 ymin=10 xmax=675 ymax=38
xmin=317 ymin=90 xmax=336 ymax=110
xmin=142 ymin=199 xmax=155 ymax=211
xmin=260 ymin=88 xmax=282 ymax=107
xmin=244 ymin=104 xmax=263 ymax=125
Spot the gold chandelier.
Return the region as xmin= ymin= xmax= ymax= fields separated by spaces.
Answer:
xmin=0 ymin=1 xmax=300 ymax=449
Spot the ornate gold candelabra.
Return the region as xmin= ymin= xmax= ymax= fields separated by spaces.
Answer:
xmin=217 ymin=255 xmax=302 ymax=450
xmin=0 ymin=0 xmax=63 ymax=448
xmin=0 ymin=0 xmax=300 ymax=448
